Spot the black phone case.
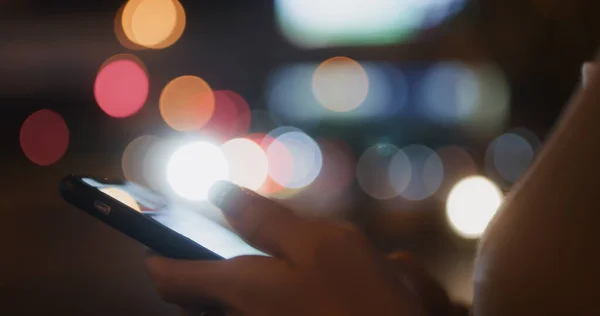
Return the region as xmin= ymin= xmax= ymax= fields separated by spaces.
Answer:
xmin=59 ymin=175 xmax=223 ymax=261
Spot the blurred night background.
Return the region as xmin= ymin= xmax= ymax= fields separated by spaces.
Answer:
xmin=2 ymin=0 xmax=600 ymax=314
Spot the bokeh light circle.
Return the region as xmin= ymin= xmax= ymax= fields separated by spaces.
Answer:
xmin=99 ymin=53 xmax=148 ymax=74
xmin=349 ymin=63 xmax=407 ymax=120
xmin=122 ymin=0 xmax=178 ymax=48
xmin=266 ymin=65 xmax=325 ymax=128
xmin=20 ymin=109 xmax=70 ymax=166
xmin=160 ymin=75 xmax=215 ymax=131
xmin=275 ymin=0 xmax=466 ymax=48
xmin=313 ymin=56 xmax=369 ymax=113
xmin=510 ymin=127 xmax=541 ymax=151
xmin=122 ymin=135 xmax=160 ymax=185
xmin=419 ymin=63 xmax=478 ymax=123
xmin=94 ymin=56 xmax=149 ymax=118
xmin=357 ymin=144 xmax=400 ymax=200
xmin=267 ymin=131 xmax=323 ymax=189
xmin=114 ymin=3 xmax=146 ymax=50
xmin=142 ymin=138 xmax=177 ymax=193
xmin=247 ymin=133 xmax=290 ymax=196
xmin=462 ymin=64 xmax=511 ymax=137
xmin=487 ymin=133 xmax=535 ymax=183
xmin=167 ymin=141 xmax=229 ymax=201
xmin=150 ymin=0 xmax=186 ymax=49
xmin=388 ymin=149 xmax=412 ymax=195
xmin=221 ymin=138 xmax=269 ymax=190
xmin=101 ymin=187 xmax=142 ymax=212
xmin=302 ymin=138 xmax=356 ymax=199
xmin=395 ymin=145 xmax=444 ymax=201
xmin=203 ymin=90 xmax=251 ymax=138
xmin=446 ymin=176 xmax=503 ymax=239
xmin=202 ymin=90 xmax=240 ymax=141
xmin=264 ymin=126 xmax=303 ymax=144
xmin=224 ymin=91 xmax=251 ymax=135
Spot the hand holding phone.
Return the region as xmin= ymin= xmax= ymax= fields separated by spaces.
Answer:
xmin=145 ymin=181 xmax=433 ymax=316
xmin=61 ymin=176 xmax=458 ymax=315
xmin=59 ymin=175 xmax=264 ymax=260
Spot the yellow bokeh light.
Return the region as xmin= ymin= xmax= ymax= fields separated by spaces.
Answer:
xmin=446 ymin=176 xmax=503 ymax=239
xmin=159 ymin=75 xmax=216 ymax=131
xmin=122 ymin=0 xmax=184 ymax=49
xmin=313 ymin=56 xmax=369 ymax=112
xmin=101 ymin=187 xmax=142 ymax=212
xmin=152 ymin=0 xmax=186 ymax=49
xmin=114 ymin=3 xmax=146 ymax=51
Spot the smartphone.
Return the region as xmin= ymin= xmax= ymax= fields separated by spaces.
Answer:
xmin=59 ymin=175 xmax=265 ymax=260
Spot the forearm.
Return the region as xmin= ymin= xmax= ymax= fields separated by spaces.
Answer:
xmin=474 ymin=65 xmax=600 ymax=315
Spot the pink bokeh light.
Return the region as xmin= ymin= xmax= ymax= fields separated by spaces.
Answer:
xmin=94 ymin=58 xmax=149 ymax=118
xmin=202 ymin=90 xmax=240 ymax=141
xmin=20 ymin=109 xmax=70 ymax=166
xmin=224 ymin=90 xmax=251 ymax=135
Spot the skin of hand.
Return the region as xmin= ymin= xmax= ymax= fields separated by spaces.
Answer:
xmin=144 ymin=181 xmax=464 ymax=316
xmin=473 ymin=62 xmax=600 ymax=315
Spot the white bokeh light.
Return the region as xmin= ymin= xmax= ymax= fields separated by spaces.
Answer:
xmin=167 ymin=141 xmax=229 ymax=201
xmin=221 ymin=138 xmax=269 ymax=190
xmin=490 ymin=133 xmax=535 ymax=183
xmin=446 ymin=176 xmax=503 ymax=239
xmin=393 ymin=144 xmax=444 ymax=201
xmin=419 ymin=63 xmax=478 ymax=124
xmin=267 ymin=131 xmax=323 ymax=189
xmin=275 ymin=0 xmax=465 ymax=48
xmin=357 ymin=144 xmax=400 ymax=200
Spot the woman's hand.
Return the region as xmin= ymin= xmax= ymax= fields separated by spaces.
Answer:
xmin=145 ymin=181 xmax=461 ymax=316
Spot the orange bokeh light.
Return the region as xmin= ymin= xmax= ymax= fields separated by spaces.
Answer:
xmin=114 ymin=3 xmax=146 ymax=51
xmin=121 ymin=0 xmax=185 ymax=49
xmin=247 ymin=133 xmax=288 ymax=196
xmin=152 ymin=0 xmax=186 ymax=49
xmin=160 ymin=75 xmax=215 ymax=131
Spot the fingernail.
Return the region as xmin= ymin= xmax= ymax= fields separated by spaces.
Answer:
xmin=208 ymin=180 xmax=243 ymax=213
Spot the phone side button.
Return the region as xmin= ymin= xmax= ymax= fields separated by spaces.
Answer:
xmin=94 ymin=201 xmax=111 ymax=216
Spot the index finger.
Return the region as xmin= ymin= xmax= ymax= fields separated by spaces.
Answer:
xmin=208 ymin=181 xmax=311 ymax=262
